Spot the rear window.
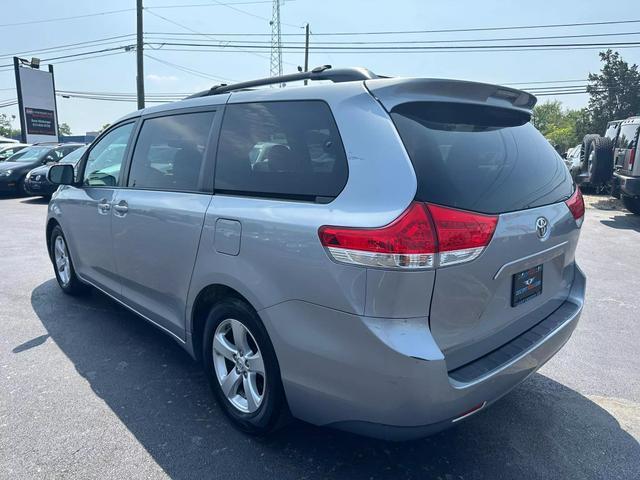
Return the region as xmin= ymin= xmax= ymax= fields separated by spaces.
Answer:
xmin=391 ymin=102 xmax=573 ymax=214
xmin=605 ymin=123 xmax=620 ymax=140
xmin=617 ymin=123 xmax=639 ymax=149
xmin=214 ymin=101 xmax=348 ymax=201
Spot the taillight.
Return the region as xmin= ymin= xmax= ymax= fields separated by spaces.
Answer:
xmin=318 ymin=203 xmax=437 ymax=269
xmin=565 ymin=187 xmax=585 ymax=227
xmin=427 ymin=204 xmax=498 ymax=266
xmin=318 ymin=202 xmax=498 ymax=270
xmin=629 ymin=148 xmax=636 ymax=169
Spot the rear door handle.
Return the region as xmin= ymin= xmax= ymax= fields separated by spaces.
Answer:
xmin=97 ymin=199 xmax=111 ymax=215
xmin=113 ymin=200 xmax=128 ymax=217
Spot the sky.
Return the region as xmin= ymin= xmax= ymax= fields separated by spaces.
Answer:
xmin=1 ymin=0 xmax=639 ymax=135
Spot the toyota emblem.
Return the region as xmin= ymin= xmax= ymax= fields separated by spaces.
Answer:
xmin=536 ymin=217 xmax=549 ymax=240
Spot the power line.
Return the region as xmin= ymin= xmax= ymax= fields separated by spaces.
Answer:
xmin=0 ymin=1 xmax=288 ymax=28
xmin=143 ymin=40 xmax=640 ymax=51
xmin=144 ymin=7 xmax=297 ymax=66
xmin=0 ymin=9 xmax=134 ymax=28
xmin=0 ymin=44 xmax=134 ymax=69
xmin=144 ymin=53 xmax=236 ymax=82
xmin=304 ymin=18 xmax=640 ymax=36
xmin=209 ymin=0 xmax=302 ymax=28
xmin=148 ymin=1 xmax=274 ymax=8
xmin=0 ymin=34 xmax=135 ymax=61
xmin=146 ymin=30 xmax=640 ymax=44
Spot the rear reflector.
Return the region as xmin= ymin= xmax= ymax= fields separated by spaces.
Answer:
xmin=319 ymin=202 xmax=498 ymax=269
xmin=451 ymin=401 xmax=487 ymax=423
xmin=565 ymin=187 xmax=585 ymax=227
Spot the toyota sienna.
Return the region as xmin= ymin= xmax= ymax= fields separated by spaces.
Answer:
xmin=46 ymin=66 xmax=586 ymax=440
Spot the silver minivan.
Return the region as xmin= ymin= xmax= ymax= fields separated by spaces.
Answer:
xmin=46 ymin=66 xmax=586 ymax=440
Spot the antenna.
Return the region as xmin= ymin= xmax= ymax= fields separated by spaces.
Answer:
xmin=269 ymin=0 xmax=283 ymax=84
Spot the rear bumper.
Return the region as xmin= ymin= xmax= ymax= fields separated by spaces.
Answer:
xmin=614 ymin=172 xmax=640 ymax=197
xmin=259 ymin=264 xmax=585 ymax=441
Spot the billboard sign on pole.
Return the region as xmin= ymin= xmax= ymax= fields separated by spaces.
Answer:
xmin=14 ymin=58 xmax=59 ymax=144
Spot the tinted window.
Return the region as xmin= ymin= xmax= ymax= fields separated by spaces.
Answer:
xmin=128 ymin=112 xmax=215 ymax=191
xmin=215 ymin=101 xmax=348 ymax=200
xmin=617 ymin=124 xmax=639 ymax=149
xmin=60 ymin=145 xmax=88 ymax=165
xmin=391 ymin=102 xmax=573 ymax=214
xmin=605 ymin=123 xmax=620 ymax=140
xmin=83 ymin=123 xmax=135 ymax=187
xmin=7 ymin=146 xmax=50 ymax=162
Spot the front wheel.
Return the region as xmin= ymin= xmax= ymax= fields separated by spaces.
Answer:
xmin=622 ymin=195 xmax=640 ymax=215
xmin=203 ymin=298 xmax=286 ymax=435
xmin=49 ymin=225 xmax=89 ymax=295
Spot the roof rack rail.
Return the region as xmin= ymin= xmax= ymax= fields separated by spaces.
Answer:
xmin=185 ymin=65 xmax=378 ymax=99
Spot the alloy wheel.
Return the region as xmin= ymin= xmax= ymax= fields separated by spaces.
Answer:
xmin=212 ymin=318 xmax=266 ymax=413
xmin=54 ymin=235 xmax=71 ymax=286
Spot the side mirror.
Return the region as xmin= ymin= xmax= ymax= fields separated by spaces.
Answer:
xmin=48 ymin=164 xmax=75 ymax=185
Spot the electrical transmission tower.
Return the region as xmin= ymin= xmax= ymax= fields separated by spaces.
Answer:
xmin=269 ymin=0 xmax=283 ymax=81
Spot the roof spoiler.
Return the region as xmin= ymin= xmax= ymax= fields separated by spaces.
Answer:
xmin=365 ymin=78 xmax=537 ymax=114
xmin=185 ymin=65 xmax=379 ymax=99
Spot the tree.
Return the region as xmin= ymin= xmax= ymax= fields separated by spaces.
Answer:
xmin=58 ymin=122 xmax=72 ymax=136
xmin=587 ymin=50 xmax=640 ymax=134
xmin=0 ymin=114 xmax=12 ymax=137
xmin=532 ymin=101 xmax=591 ymax=153
xmin=0 ymin=114 xmax=20 ymax=139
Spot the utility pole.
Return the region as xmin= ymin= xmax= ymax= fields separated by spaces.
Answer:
xmin=303 ymin=23 xmax=310 ymax=85
xmin=136 ymin=0 xmax=145 ymax=109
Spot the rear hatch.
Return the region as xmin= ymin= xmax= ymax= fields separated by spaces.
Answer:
xmin=367 ymin=78 xmax=581 ymax=370
xmin=614 ymin=120 xmax=639 ymax=175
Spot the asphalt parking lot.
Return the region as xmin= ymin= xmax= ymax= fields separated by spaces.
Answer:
xmin=1 ymin=193 xmax=639 ymax=480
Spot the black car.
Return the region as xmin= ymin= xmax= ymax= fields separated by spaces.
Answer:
xmin=0 ymin=143 xmax=84 ymax=195
xmin=24 ymin=145 xmax=88 ymax=198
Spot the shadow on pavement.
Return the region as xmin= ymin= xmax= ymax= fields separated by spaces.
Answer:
xmin=585 ymin=195 xmax=623 ymax=211
xmin=30 ymin=279 xmax=640 ymax=480
xmin=601 ymin=214 xmax=640 ymax=232
xmin=20 ymin=196 xmax=49 ymax=205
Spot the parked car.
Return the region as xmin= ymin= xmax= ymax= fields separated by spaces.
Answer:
xmin=0 ymin=136 xmax=19 ymax=144
xmin=612 ymin=117 xmax=640 ymax=214
xmin=45 ymin=66 xmax=586 ymax=441
xmin=0 ymin=143 xmax=83 ymax=195
xmin=576 ymin=117 xmax=640 ymax=214
xmin=564 ymin=143 xmax=582 ymax=174
xmin=0 ymin=143 xmax=29 ymax=162
xmin=24 ymin=145 xmax=88 ymax=198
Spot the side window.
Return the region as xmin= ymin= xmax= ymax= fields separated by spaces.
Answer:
xmin=618 ymin=124 xmax=639 ymax=150
xmin=83 ymin=123 xmax=135 ymax=187
xmin=215 ymin=101 xmax=348 ymax=200
xmin=128 ymin=111 xmax=215 ymax=191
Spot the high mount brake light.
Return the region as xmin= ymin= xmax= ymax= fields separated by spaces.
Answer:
xmin=318 ymin=202 xmax=498 ymax=269
xmin=565 ymin=187 xmax=585 ymax=227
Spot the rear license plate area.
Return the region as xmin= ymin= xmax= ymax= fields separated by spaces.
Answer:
xmin=512 ymin=265 xmax=543 ymax=307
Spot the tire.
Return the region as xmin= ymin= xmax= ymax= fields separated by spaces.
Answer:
xmin=202 ymin=298 xmax=287 ymax=435
xmin=581 ymin=134 xmax=600 ymax=172
xmin=587 ymin=136 xmax=614 ymax=184
xmin=49 ymin=225 xmax=89 ymax=295
xmin=622 ymin=195 xmax=640 ymax=215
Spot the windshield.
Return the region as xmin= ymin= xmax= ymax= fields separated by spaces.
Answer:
xmin=60 ymin=145 xmax=88 ymax=165
xmin=5 ymin=146 xmax=50 ymax=162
